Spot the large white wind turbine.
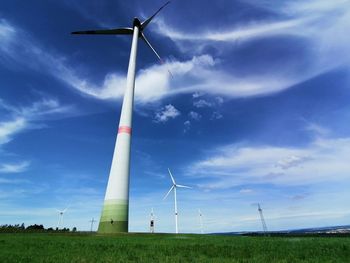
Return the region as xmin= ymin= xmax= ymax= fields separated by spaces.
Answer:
xmin=163 ymin=168 xmax=191 ymax=234
xmin=56 ymin=206 xmax=69 ymax=230
xmin=71 ymin=2 xmax=170 ymax=233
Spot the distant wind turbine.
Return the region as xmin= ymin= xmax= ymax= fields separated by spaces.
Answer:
xmin=71 ymin=1 xmax=171 ymax=233
xmin=163 ymin=168 xmax=191 ymax=234
xmin=198 ymin=209 xmax=204 ymax=234
xmin=257 ymin=203 xmax=268 ymax=234
xmin=150 ymin=208 xmax=155 ymax=233
xmin=56 ymin=206 xmax=69 ymax=229
xmin=89 ymin=218 xmax=96 ymax=232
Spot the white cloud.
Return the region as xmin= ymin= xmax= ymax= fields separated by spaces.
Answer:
xmin=211 ymin=111 xmax=223 ymax=120
xmin=183 ymin=120 xmax=191 ymax=133
xmin=192 ymin=92 xmax=204 ymax=98
xmin=0 ymin=161 xmax=30 ymax=173
xmin=154 ymin=104 xmax=180 ymax=123
xmin=188 ymin=134 xmax=350 ymax=189
xmin=188 ymin=111 xmax=201 ymax=121
xmin=193 ymin=99 xmax=213 ymax=108
xmin=0 ymin=117 xmax=27 ymax=145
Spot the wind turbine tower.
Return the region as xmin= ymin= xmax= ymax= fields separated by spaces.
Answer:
xmin=71 ymin=2 xmax=170 ymax=233
xmin=150 ymin=208 xmax=155 ymax=233
xmin=163 ymin=168 xmax=191 ymax=234
xmin=257 ymin=203 xmax=268 ymax=234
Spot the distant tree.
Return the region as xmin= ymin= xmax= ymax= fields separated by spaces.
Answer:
xmin=26 ymin=224 xmax=44 ymax=230
xmin=20 ymin=223 xmax=25 ymax=230
xmin=72 ymin=227 xmax=77 ymax=232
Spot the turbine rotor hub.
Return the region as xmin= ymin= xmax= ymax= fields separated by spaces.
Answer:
xmin=133 ymin=17 xmax=141 ymax=29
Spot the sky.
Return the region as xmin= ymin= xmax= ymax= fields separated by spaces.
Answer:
xmin=0 ymin=0 xmax=350 ymax=233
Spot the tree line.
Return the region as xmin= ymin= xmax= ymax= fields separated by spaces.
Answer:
xmin=0 ymin=224 xmax=77 ymax=233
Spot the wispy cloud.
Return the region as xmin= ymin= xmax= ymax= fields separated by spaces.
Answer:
xmin=1 ymin=1 xmax=349 ymax=107
xmin=0 ymin=117 xmax=27 ymax=145
xmin=0 ymin=161 xmax=30 ymax=173
xmin=1 ymin=14 xmax=344 ymax=105
xmin=153 ymin=17 xmax=308 ymax=42
xmin=188 ymin=129 xmax=350 ymax=189
xmin=0 ymin=98 xmax=70 ymax=145
xmin=0 ymin=97 xmax=70 ymax=174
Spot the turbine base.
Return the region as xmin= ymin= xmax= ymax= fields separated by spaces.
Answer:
xmin=98 ymin=221 xmax=128 ymax=233
xmin=97 ymin=199 xmax=128 ymax=233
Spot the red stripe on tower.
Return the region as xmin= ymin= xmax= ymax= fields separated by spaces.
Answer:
xmin=118 ymin=126 xmax=132 ymax=134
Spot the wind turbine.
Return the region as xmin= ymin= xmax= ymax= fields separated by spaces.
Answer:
xmin=56 ymin=206 xmax=69 ymax=230
xmin=150 ymin=208 xmax=155 ymax=233
xmin=163 ymin=168 xmax=191 ymax=234
xmin=71 ymin=2 xmax=171 ymax=233
xmin=89 ymin=218 xmax=96 ymax=232
xmin=198 ymin=209 xmax=204 ymax=234
xmin=257 ymin=203 xmax=268 ymax=235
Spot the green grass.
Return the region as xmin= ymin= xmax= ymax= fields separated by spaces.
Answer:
xmin=0 ymin=233 xmax=349 ymax=262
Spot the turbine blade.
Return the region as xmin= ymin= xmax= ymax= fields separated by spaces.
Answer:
xmin=141 ymin=33 xmax=163 ymax=63
xmin=71 ymin=27 xmax=133 ymax=35
xmin=141 ymin=1 xmax=171 ymax=29
xmin=168 ymin=168 xmax=176 ymax=185
xmin=62 ymin=204 xmax=71 ymax=213
xmin=163 ymin=185 xmax=174 ymax=200
xmin=176 ymin=184 xmax=191 ymax=189
xmin=141 ymin=33 xmax=173 ymax=77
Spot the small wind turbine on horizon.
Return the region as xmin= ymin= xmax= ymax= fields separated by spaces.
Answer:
xmin=150 ymin=208 xmax=155 ymax=233
xmin=56 ymin=206 xmax=69 ymax=230
xmin=71 ymin=2 xmax=171 ymax=234
xmin=257 ymin=203 xmax=268 ymax=234
xmin=198 ymin=209 xmax=204 ymax=234
xmin=163 ymin=168 xmax=191 ymax=234
xmin=89 ymin=218 xmax=96 ymax=232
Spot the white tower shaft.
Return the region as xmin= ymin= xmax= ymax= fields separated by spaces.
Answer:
xmin=174 ymin=186 xmax=178 ymax=234
xmin=98 ymin=26 xmax=139 ymax=233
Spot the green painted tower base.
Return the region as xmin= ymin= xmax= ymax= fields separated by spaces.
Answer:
xmin=97 ymin=199 xmax=128 ymax=233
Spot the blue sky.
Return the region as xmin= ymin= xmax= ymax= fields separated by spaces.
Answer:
xmin=1 ymin=0 xmax=350 ymax=233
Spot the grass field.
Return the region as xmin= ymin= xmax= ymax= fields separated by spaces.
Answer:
xmin=0 ymin=233 xmax=349 ymax=262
